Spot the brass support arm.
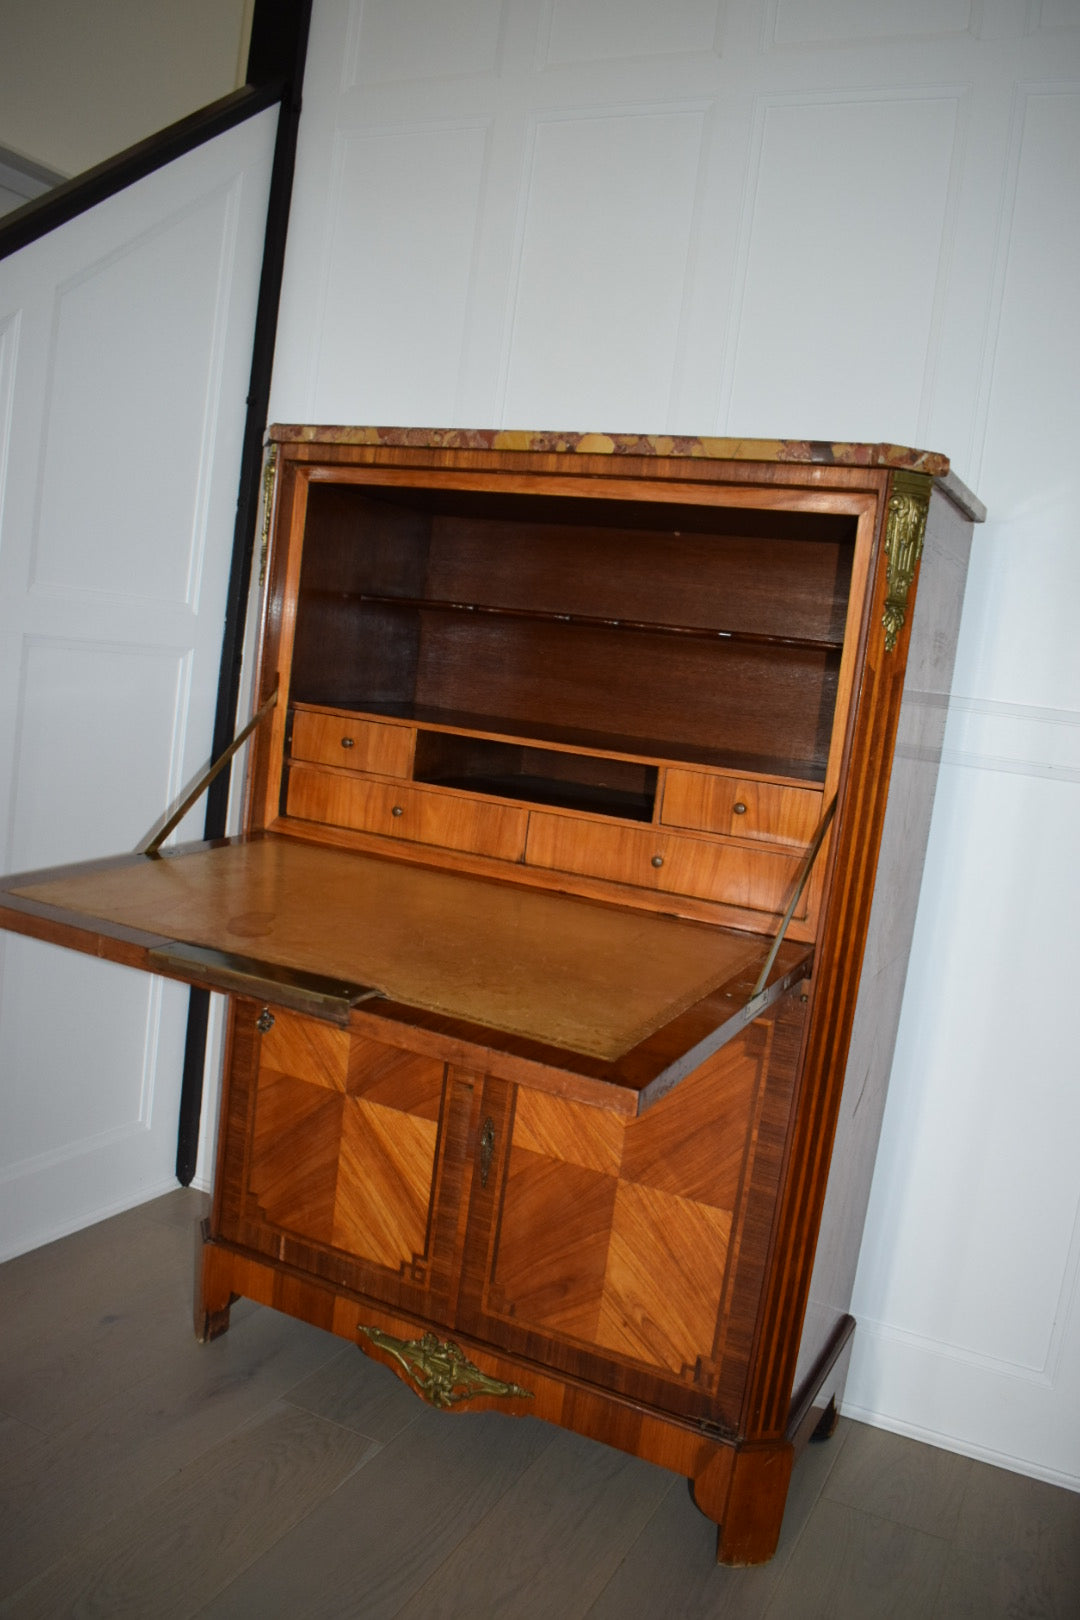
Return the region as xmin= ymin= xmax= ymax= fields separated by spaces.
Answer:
xmin=140 ymin=685 xmax=279 ymax=857
xmin=749 ymin=796 xmax=837 ymax=1001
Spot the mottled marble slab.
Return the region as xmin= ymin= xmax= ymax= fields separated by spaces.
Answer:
xmin=267 ymin=424 xmax=984 ymax=520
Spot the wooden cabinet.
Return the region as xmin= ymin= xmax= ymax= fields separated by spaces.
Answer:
xmin=0 ymin=427 xmax=983 ymax=1564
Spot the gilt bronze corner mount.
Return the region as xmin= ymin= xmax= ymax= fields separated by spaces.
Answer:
xmin=882 ymin=471 xmax=931 ymax=653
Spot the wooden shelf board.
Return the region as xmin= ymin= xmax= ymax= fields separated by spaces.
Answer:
xmin=300 ymin=588 xmax=844 ymax=655
xmin=287 ymin=701 xmax=830 ymax=785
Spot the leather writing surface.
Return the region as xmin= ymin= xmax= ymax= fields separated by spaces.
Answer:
xmin=12 ymin=836 xmax=775 ymax=1061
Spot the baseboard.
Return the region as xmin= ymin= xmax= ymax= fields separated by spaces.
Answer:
xmin=839 ymin=1402 xmax=1080 ymax=1495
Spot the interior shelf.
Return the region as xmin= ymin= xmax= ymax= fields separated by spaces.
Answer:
xmin=300 ymin=589 xmax=844 ymax=655
xmin=291 ymin=700 xmax=830 ymax=785
xmin=420 ymin=773 xmax=655 ymax=820
xmin=411 ymin=731 xmax=659 ymax=820
xmin=289 ymin=478 xmax=855 ymax=793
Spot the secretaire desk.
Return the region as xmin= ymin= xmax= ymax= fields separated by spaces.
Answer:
xmin=0 ymin=427 xmax=983 ymax=1564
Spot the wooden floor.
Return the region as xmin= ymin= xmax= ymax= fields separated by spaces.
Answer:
xmin=1 ymin=1191 xmax=1076 ymax=1618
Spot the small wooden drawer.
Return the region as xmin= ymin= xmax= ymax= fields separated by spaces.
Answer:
xmin=661 ymin=771 xmax=823 ymax=848
xmin=525 ymin=813 xmax=804 ymax=916
xmin=287 ymin=763 xmax=527 ymax=862
xmin=290 ymin=708 xmax=415 ymax=777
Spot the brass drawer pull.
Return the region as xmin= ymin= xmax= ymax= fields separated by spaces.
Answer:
xmin=479 ymin=1117 xmax=495 ymax=1187
xmin=256 ymin=1006 xmax=275 ymax=1034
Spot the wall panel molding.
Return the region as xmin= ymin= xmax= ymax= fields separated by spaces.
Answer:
xmin=1027 ymin=0 xmax=1080 ymax=35
xmin=344 ymin=0 xmax=507 ymax=89
xmin=0 ymin=972 xmax=166 ymax=1184
xmin=763 ymin=0 xmax=981 ymax=51
xmin=5 ymin=636 xmax=193 ymax=871
xmin=538 ymin=0 xmax=725 ymax=69
xmin=718 ymin=86 xmax=963 ymax=436
xmin=971 ymin=82 xmax=1080 ymax=493
xmin=311 ymin=120 xmax=493 ymax=425
xmin=855 ymin=1152 xmax=1080 ymax=1391
xmin=900 ymin=690 xmax=1080 ymax=781
xmin=498 ymin=101 xmax=709 ymax=428
xmin=26 ymin=179 xmax=246 ymax=611
xmin=942 ymin=693 xmax=1080 ymax=781
xmin=843 ymin=1314 xmax=1080 ymax=1491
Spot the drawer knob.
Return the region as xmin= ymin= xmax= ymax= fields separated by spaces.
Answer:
xmin=340 ymin=736 xmax=355 ymax=749
xmin=391 ymin=804 xmax=404 ymax=817
xmin=651 ymin=854 xmax=664 ymax=868
xmin=256 ymin=1006 xmax=275 ymax=1034
xmin=733 ymin=801 xmax=747 ymax=815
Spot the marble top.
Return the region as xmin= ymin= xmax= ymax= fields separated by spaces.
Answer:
xmin=267 ymin=425 xmax=984 ymax=519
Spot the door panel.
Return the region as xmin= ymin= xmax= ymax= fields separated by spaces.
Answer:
xmin=215 ymin=1002 xmax=470 ymax=1324
xmin=0 ymin=112 xmax=277 ymax=1259
xmin=457 ymin=1025 xmax=786 ymax=1424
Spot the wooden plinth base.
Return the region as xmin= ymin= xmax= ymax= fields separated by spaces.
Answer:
xmin=195 ymin=1224 xmax=853 ymax=1566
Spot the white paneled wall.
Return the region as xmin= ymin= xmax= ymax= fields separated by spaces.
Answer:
xmin=501 ymin=104 xmax=707 ymax=427
xmin=314 ymin=122 xmax=492 ymax=422
xmin=267 ymin=1 xmax=1080 ymax=1486
xmin=722 ymin=89 xmax=963 ymax=434
xmin=0 ymin=112 xmax=276 ymax=1258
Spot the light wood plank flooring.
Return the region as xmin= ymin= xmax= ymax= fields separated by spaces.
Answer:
xmin=1 ymin=1190 xmax=1076 ymax=1617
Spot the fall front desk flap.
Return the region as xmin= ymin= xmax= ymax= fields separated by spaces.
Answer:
xmin=0 ymin=835 xmax=809 ymax=1104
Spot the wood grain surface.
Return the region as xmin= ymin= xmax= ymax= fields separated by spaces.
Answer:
xmin=11 ymin=838 xmax=782 ymax=1061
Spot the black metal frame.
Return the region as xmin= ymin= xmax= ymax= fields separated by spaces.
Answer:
xmin=0 ymin=88 xmax=281 ymax=261
xmin=178 ymin=1 xmax=313 ymax=1183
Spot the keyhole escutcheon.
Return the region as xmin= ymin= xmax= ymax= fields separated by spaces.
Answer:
xmin=479 ymin=1117 xmax=496 ymax=1188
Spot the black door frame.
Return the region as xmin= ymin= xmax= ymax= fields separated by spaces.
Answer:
xmin=176 ymin=1 xmax=313 ymax=1183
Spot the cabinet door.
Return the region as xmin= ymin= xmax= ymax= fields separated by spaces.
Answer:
xmin=456 ymin=1005 xmax=804 ymax=1427
xmin=213 ymin=1000 xmax=474 ymax=1323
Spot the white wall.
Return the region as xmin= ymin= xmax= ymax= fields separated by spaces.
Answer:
xmin=0 ymin=0 xmax=253 ymax=177
xmin=267 ymin=0 xmax=1080 ymax=1487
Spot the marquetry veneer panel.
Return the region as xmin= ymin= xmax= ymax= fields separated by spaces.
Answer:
xmin=233 ymin=1010 xmax=450 ymax=1307
xmin=248 ymin=1073 xmax=343 ymax=1244
xmin=334 ymin=1098 xmax=438 ymax=1270
xmin=467 ymin=1023 xmax=787 ymax=1418
xmin=597 ymin=1180 xmax=733 ymax=1372
xmin=259 ymin=1011 xmax=350 ymax=1091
